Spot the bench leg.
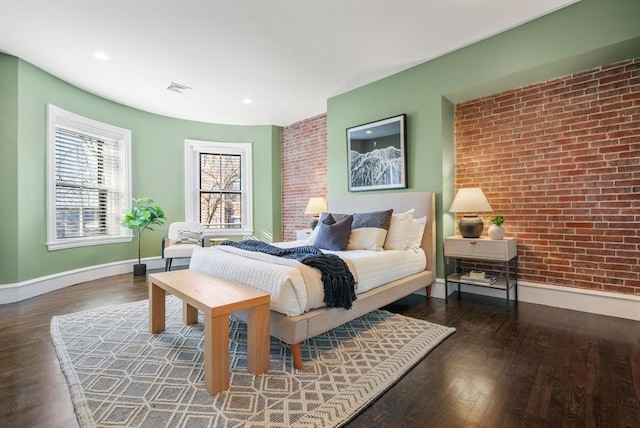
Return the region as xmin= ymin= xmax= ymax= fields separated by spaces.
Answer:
xmin=246 ymin=303 xmax=270 ymax=375
xmin=149 ymin=281 xmax=166 ymax=333
xmin=290 ymin=343 xmax=303 ymax=370
xmin=183 ymin=302 xmax=198 ymax=325
xmin=204 ymin=314 xmax=230 ymax=395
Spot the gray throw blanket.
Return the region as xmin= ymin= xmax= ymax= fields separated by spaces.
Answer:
xmin=219 ymin=240 xmax=357 ymax=310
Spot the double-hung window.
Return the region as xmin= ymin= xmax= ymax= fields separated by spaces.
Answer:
xmin=185 ymin=139 xmax=253 ymax=235
xmin=47 ymin=105 xmax=132 ymax=250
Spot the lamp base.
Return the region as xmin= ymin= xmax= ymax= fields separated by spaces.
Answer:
xmin=310 ymin=216 xmax=319 ymax=230
xmin=458 ymin=215 xmax=484 ymax=238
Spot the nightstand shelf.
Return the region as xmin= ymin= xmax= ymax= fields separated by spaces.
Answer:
xmin=445 ymin=273 xmax=516 ymax=291
xmin=444 ymin=236 xmax=518 ymax=306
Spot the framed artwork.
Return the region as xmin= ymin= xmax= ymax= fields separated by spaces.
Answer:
xmin=346 ymin=114 xmax=407 ymax=192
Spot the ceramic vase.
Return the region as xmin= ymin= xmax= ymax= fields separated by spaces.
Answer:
xmin=488 ymin=225 xmax=505 ymax=240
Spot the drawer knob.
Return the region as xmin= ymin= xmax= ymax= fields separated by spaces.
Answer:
xmin=470 ymin=240 xmax=477 ymax=245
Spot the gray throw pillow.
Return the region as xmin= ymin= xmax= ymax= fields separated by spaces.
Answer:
xmin=314 ymin=213 xmax=353 ymax=251
xmin=324 ymin=209 xmax=393 ymax=231
xmin=352 ymin=209 xmax=393 ymax=230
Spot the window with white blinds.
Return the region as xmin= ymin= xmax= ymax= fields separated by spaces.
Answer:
xmin=185 ymin=139 xmax=253 ymax=236
xmin=47 ymin=105 xmax=132 ymax=250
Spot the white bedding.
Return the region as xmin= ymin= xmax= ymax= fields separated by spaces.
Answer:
xmin=189 ymin=240 xmax=426 ymax=316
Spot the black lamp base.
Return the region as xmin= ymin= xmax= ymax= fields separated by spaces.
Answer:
xmin=310 ymin=216 xmax=319 ymax=230
xmin=458 ymin=215 xmax=484 ymax=238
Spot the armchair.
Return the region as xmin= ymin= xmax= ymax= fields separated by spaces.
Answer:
xmin=162 ymin=222 xmax=204 ymax=271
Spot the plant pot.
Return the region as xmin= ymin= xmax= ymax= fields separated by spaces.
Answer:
xmin=488 ymin=225 xmax=505 ymax=240
xmin=133 ymin=263 xmax=147 ymax=276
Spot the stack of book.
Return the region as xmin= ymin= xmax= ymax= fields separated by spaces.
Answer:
xmin=459 ymin=273 xmax=497 ymax=286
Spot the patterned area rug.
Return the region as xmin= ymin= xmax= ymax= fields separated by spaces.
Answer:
xmin=51 ymin=295 xmax=455 ymax=427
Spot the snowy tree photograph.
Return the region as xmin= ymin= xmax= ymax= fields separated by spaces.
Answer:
xmin=347 ymin=114 xmax=407 ymax=191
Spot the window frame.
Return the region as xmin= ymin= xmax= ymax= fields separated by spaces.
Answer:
xmin=185 ymin=139 xmax=253 ymax=236
xmin=46 ymin=104 xmax=132 ymax=250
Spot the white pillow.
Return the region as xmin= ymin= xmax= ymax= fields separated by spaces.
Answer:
xmin=408 ymin=216 xmax=426 ymax=251
xmin=347 ymin=228 xmax=388 ymax=251
xmin=384 ymin=209 xmax=415 ymax=250
xmin=306 ymin=225 xmax=320 ymax=245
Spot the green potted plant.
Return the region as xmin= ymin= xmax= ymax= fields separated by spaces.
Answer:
xmin=122 ymin=197 xmax=166 ymax=276
xmin=487 ymin=215 xmax=505 ymax=240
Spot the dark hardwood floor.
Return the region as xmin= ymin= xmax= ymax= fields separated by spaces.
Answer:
xmin=1 ymin=272 xmax=638 ymax=427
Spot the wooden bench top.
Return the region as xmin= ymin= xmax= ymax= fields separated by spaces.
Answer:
xmin=149 ymin=269 xmax=270 ymax=316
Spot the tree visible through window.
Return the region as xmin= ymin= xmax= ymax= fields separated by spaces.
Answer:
xmin=185 ymin=140 xmax=253 ymax=235
xmin=199 ymin=153 xmax=242 ymax=230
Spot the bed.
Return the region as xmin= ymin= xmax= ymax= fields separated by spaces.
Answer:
xmin=190 ymin=191 xmax=436 ymax=369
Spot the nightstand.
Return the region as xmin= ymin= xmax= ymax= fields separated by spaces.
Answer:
xmin=296 ymin=229 xmax=313 ymax=241
xmin=444 ymin=236 xmax=518 ymax=306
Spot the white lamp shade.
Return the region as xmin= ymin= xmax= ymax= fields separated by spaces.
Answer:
xmin=448 ymin=188 xmax=493 ymax=213
xmin=304 ymin=197 xmax=327 ymax=215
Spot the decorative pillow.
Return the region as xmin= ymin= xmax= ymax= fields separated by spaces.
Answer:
xmin=407 ymin=216 xmax=426 ymax=251
xmin=307 ymin=212 xmax=341 ymax=245
xmin=176 ymin=230 xmax=202 ymax=245
xmin=347 ymin=209 xmax=393 ymax=251
xmin=352 ymin=209 xmax=393 ymax=230
xmin=384 ymin=209 xmax=415 ymax=250
xmin=306 ymin=214 xmax=325 ymax=245
xmin=320 ymin=212 xmax=350 ymax=223
xmin=313 ymin=213 xmax=353 ymax=251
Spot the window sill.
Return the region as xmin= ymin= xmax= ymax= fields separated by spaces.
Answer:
xmin=47 ymin=235 xmax=132 ymax=251
xmin=202 ymin=230 xmax=254 ymax=238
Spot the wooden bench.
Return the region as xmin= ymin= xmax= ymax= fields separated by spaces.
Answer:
xmin=148 ymin=269 xmax=270 ymax=395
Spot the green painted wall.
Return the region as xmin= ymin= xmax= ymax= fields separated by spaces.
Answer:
xmin=3 ymin=0 xmax=639 ymax=286
xmin=326 ymin=0 xmax=640 ymax=277
xmin=1 ymin=57 xmax=282 ymax=285
xmin=0 ymin=55 xmax=20 ymax=284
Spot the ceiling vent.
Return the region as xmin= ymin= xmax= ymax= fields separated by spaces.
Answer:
xmin=167 ymin=82 xmax=192 ymax=93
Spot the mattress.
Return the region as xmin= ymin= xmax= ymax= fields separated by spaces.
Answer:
xmin=189 ymin=241 xmax=426 ymax=316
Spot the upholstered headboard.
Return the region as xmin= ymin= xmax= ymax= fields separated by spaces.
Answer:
xmin=328 ymin=192 xmax=436 ymax=273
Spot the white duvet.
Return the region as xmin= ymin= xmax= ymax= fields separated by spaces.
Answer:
xmin=189 ymin=241 xmax=426 ymax=316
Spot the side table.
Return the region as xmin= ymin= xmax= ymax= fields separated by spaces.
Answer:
xmin=444 ymin=236 xmax=518 ymax=306
xmin=296 ymin=229 xmax=313 ymax=240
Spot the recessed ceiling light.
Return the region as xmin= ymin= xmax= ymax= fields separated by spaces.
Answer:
xmin=366 ymin=130 xmax=372 ymax=134
xmin=243 ymin=98 xmax=252 ymax=104
xmin=93 ymin=52 xmax=109 ymax=61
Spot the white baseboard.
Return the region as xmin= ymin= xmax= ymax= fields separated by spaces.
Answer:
xmin=3 ymin=265 xmax=638 ymax=322
xmin=0 ymin=257 xmax=190 ymax=305
xmin=422 ymin=278 xmax=639 ymax=321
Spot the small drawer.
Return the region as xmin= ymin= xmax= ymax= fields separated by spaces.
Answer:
xmin=445 ymin=237 xmax=517 ymax=261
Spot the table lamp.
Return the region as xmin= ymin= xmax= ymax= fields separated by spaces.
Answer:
xmin=304 ymin=197 xmax=327 ymax=229
xmin=448 ymin=188 xmax=493 ymax=238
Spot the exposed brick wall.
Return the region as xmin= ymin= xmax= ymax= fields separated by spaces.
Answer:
xmin=281 ymin=113 xmax=327 ymax=241
xmin=454 ymin=58 xmax=640 ymax=296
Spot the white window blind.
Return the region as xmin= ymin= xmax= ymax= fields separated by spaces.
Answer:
xmin=47 ymin=105 xmax=132 ymax=250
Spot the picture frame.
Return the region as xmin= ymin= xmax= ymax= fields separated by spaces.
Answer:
xmin=346 ymin=114 xmax=407 ymax=192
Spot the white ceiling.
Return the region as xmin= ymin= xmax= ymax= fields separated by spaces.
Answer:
xmin=0 ymin=0 xmax=577 ymax=126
